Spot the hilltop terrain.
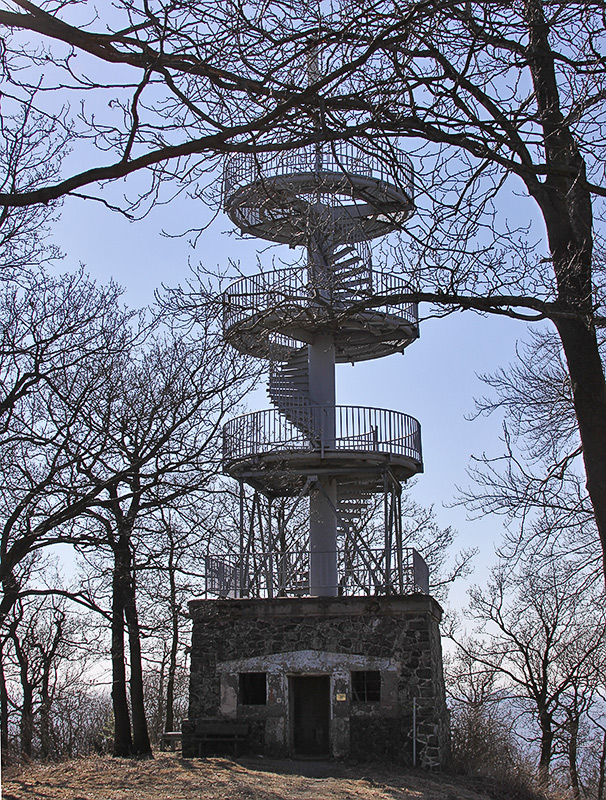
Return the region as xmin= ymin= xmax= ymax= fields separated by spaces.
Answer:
xmin=2 ymin=751 xmax=544 ymax=800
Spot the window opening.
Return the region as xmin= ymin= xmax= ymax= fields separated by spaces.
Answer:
xmin=351 ymin=670 xmax=381 ymax=702
xmin=239 ymin=672 xmax=267 ymax=705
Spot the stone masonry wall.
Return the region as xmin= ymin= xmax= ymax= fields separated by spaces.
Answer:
xmin=186 ymin=594 xmax=449 ymax=768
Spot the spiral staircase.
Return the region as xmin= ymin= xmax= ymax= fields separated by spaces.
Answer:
xmin=212 ymin=140 xmax=428 ymax=598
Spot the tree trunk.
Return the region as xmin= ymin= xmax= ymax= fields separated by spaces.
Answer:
xmin=38 ymin=685 xmax=52 ymax=760
xmin=0 ymin=644 xmax=10 ymax=764
xmin=0 ymin=575 xmax=19 ymax=632
xmin=111 ymin=548 xmax=132 ymax=757
xmin=538 ymin=709 xmax=553 ymax=788
xmin=118 ymin=535 xmax=152 ymax=759
xmin=156 ymin=645 xmax=167 ymax=742
xmin=568 ymin=713 xmax=581 ymax=800
xmin=164 ymin=648 xmax=176 ymax=734
xmin=11 ymin=626 xmax=34 ymax=758
xmin=19 ymin=680 xmax=34 ymax=758
xmin=165 ymin=539 xmax=179 ymax=734
xmin=524 ymin=0 xmax=606 ymax=583
xmin=39 ymin=625 xmax=61 ymax=761
xmin=554 ymin=317 xmax=606 ymax=577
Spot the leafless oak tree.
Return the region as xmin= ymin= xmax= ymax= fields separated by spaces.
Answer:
xmin=453 ymin=557 xmax=606 ymax=786
xmin=462 ymin=328 xmax=604 ymax=581
xmin=0 ymin=268 xmax=141 ymax=624
xmin=67 ymin=309 xmax=257 ymax=757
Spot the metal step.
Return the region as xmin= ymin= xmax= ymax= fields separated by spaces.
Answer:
xmin=334 ymin=280 xmax=369 ymax=291
xmin=270 ymin=379 xmax=308 ymax=391
xmin=334 ymin=262 xmax=369 ymax=276
xmin=277 ymin=371 xmax=308 ymax=382
xmin=336 ymin=493 xmax=373 ymax=534
xmin=333 ymin=256 xmax=360 ymax=270
xmin=339 ymin=506 xmax=367 ymax=516
xmin=334 ymin=272 xmax=370 ymax=291
xmin=338 ymin=488 xmax=374 ymax=500
xmin=332 ymin=246 xmax=355 ymax=260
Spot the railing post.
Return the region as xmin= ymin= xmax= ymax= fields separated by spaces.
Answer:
xmin=266 ymin=550 xmax=274 ymax=599
xmin=396 ymin=488 xmax=404 ymax=594
xmin=239 ymin=480 xmax=246 ymax=598
xmin=384 ymin=471 xmax=391 ymax=594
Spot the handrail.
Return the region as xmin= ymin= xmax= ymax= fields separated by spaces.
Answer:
xmin=223 ymin=405 xmax=422 ymax=465
xmin=204 ymin=547 xmax=429 ymax=598
xmin=223 ymin=266 xmax=418 ymax=333
xmin=223 ymin=141 xmax=414 ymax=206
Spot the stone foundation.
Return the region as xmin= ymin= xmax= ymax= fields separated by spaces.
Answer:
xmin=185 ymin=594 xmax=449 ymax=768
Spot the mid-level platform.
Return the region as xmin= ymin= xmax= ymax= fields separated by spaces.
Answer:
xmin=222 ymin=405 xmax=422 ymax=495
xmin=222 ymin=266 xmax=419 ymax=362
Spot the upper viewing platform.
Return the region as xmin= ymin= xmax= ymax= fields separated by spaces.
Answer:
xmin=222 ymin=141 xmax=414 ymax=246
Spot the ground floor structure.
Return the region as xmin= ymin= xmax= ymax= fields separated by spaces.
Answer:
xmin=183 ymin=595 xmax=449 ymax=768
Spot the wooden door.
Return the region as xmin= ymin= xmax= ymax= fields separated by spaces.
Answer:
xmin=290 ymin=675 xmax=330 ymax=756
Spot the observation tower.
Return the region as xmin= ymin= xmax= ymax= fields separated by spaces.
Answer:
xmin=184 ymin=137 xmax=450 ymax=767
xmin=215 ymin=137 xmax=427 ymax=598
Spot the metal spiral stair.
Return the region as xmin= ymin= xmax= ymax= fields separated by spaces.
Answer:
xmin=218 ymin=139 xmax=426 ymax=597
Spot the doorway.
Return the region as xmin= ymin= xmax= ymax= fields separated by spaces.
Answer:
xmin=290 ymin=675 xmax=330 ymax=757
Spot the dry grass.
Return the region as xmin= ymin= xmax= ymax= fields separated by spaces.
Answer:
xmin=1 ymin=751 xmax=501 ymax=800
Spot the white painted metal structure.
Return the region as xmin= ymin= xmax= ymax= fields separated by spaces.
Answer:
xmin=218 ymin=137 xmax=426 ymax=598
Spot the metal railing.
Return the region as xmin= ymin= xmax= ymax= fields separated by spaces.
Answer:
xmin=223 ymin=141 xmax=414 ymax=206
xmin=223 ymin=266 xmax=418 ymax=333
xmin=223 ymin=405 xmax=422 ymax=465
xmin=205 ymin=547 xmax=429 ymax=599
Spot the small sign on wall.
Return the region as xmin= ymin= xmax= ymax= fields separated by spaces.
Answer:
xmin=336 ymin=693 xmax=347 ymax=702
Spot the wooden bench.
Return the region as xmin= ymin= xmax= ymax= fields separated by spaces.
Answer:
xmin=159 ymin=731 xmax=182 ymax=751
xmin=183 ymin=720 xmax=249 ymax=757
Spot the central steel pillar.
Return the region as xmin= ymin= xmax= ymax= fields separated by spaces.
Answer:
xmin=308 ymin=332 xmax=337 ymax=595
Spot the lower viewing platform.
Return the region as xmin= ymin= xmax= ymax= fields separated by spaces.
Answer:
xmin=203 ymin=547 xmax=429 ymax=599
xmin=222 ymin=406 xmax=423 ymax=493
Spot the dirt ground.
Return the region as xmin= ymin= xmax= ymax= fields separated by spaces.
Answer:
xmin=2 ymin=751 xmax=497 ymax=800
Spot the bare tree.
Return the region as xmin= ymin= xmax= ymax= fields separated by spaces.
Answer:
xmin=2 ymin=586 xmax=103 ymax=760
xmin=453 ymin=557 xmax=606 ymax=787
xmin=446 ymin=647 xmax=531 ymax=782
xmin=67 ymin=312 xmax=257 ymax=757
xmin=0 ymin=267 xmax=141 ymax=624
xmin=135 ymin=516 xmax=197 ymax=742
xmin=137 ymin=509 xmax=204 ymax=740
xmin=461 ymin=327 xmax=604 ymax=583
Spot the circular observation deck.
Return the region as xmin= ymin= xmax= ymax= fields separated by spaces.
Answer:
xmin=222 ymin=267 xmax=419 ymax=362
xmin=222 ymin=406 xmax=423 ymax=495
xmin=223 ymin=143 xmax=414 ymax=246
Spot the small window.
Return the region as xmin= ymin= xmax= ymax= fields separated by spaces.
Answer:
xmin=351 ymin=670 xmax=381 ymax=702
xmin=239 ymin=672 xmax=267 ymax=705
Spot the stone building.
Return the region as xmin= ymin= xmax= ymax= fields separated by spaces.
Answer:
xmin=185 ymin=595 xmax=449 ymax=766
